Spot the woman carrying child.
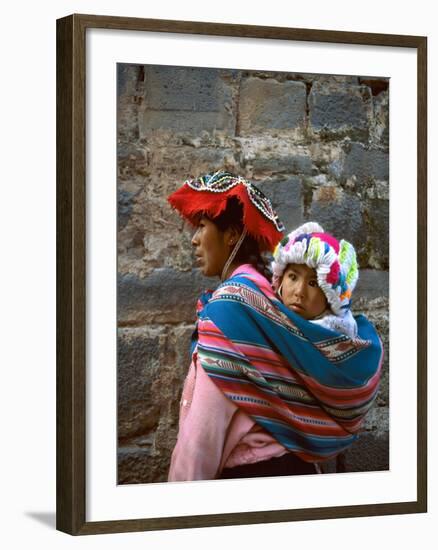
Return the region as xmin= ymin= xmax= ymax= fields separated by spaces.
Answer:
xmin=167 ymin=171 xmax=383 ymax=482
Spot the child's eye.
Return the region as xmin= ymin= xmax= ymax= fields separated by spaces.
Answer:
xmin=288 ymin=273 xmax=297 ymax=280
xmin=309 ymin=280 xmax=318 ymax=287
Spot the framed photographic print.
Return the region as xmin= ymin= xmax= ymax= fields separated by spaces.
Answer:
xmin=56 ymin=13 xmax=427 ymax=535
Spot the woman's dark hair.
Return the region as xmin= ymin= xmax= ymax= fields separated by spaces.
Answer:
xmin=207 ymin=198 xmax=272 ymax=281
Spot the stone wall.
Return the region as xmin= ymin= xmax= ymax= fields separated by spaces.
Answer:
xmin=117 ymin=64 xmax=389 ymax=483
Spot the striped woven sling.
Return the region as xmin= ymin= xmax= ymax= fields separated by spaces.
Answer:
xmin=194 ymin=266 xmax=384 ymax=463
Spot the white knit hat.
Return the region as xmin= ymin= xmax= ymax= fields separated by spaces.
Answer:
xmin=271 ymin=222 xmax=359 ymax=316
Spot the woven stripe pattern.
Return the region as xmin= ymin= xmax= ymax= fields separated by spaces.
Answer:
xmin=195 ymin=267 xmax=383 ymax=462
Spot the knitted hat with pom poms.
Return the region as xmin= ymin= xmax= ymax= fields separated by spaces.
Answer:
xmin=271 ymin=222 xmax=359 ymax=316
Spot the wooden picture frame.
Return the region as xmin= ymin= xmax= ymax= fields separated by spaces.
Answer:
xmin=56 ymin=13 xmax=427 ymax=535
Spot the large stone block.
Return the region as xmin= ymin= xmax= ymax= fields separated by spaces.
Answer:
xmin=343 ymin=142 xmax=389 ymax=188
xmin=140 ymin=66 xmax=237 ymax=136
xmin=305 ymin=181 xmax=388 ymax=269
xmin=118 ymin=268 xmax=217 ymax=326
xmin=118 ymin=324 xmax=194 ymax=484
xmin=354 ymin=269 xmax=389 ymax=301
xmin=256 ymin=177 xmax=304 ymax=232
xmin=118 ymin=331 xmax=160 ymax=439
xmin=146 ymin=66 xmax=228 ymax=111
xmin=238 ymin=78 xmax=307 ymax=134
xmin=309 ymin=84 xmax=371 ymax=140
xmin=307 ymin=186 xmax=367 ymax=255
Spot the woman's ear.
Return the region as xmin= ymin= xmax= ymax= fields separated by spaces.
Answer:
xmin=225 ymin=225 xmax=242 ymax=247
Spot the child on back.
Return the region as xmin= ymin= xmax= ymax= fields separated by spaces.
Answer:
xmin=271 ymin=222 xmax=359 ymax=338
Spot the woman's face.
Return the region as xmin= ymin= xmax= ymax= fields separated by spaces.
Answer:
xmin=280 ymin=263 xmax=328 ymax=320
xmin=191 ymin=217 xmax=234 ymax=277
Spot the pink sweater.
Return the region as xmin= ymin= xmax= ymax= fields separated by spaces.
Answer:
xmin=168 ymin=266 xmax=288 ymax=482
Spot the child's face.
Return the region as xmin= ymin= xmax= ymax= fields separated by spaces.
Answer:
xmin=280 ymin=263 xmax=328 ymax=320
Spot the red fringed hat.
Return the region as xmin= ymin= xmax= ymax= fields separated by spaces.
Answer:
xmin=167 ymin=171 xmax=285 ymax=252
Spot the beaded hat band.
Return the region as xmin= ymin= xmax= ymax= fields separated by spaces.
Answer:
xmin=271 ymin=222 xmax=359 ymax=316
xmin=168 ymin=171 xmax=285 ymax=252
